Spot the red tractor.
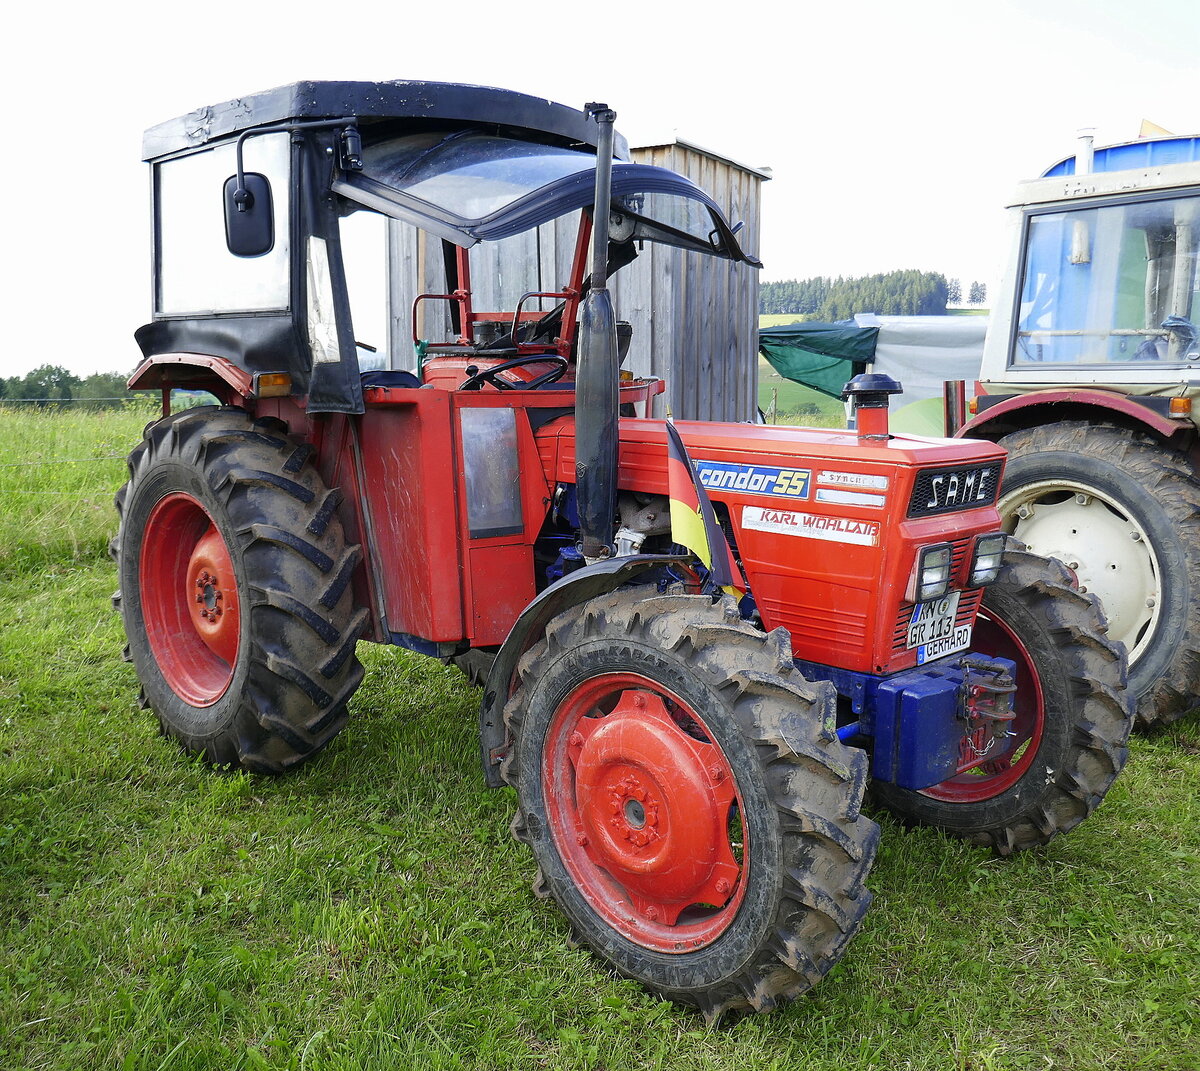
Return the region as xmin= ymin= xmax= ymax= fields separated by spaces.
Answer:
xmin=116 ymin=81 xmax=1131 ymax=1019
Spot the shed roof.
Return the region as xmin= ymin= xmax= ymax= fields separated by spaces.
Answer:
xmin=631 ymin=135 xmax=772 ymax=180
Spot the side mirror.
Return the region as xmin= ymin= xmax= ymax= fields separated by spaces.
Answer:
xmin=223 ymin=173 xmax=274 ymax=257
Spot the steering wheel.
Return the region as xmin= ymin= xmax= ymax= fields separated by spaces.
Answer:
xmin=459 ymin=354 xmax=569 ymax=391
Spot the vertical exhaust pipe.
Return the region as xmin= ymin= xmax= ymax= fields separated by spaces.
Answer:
xmin=1075 ymin=127 xmax=1095 ymax=175
xmin=843 ymin=373 xmax=902 ymax=441
xmin=576 ymin=103 xmax=619 ymax=561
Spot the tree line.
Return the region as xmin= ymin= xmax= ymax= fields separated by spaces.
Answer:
xmin=760 ymin=272 xmax=987 ymax=319
xmin=0 ymin=365 xmax=140 ymax=408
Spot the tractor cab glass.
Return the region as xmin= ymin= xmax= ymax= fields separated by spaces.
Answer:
xmin=337 ymin=130 xmax=753 ymax=261
xmin=335 ymin=129 xmax=755 ymax=377
xmin=1012 ymin=192 xmax=1200 ymax=366
xmin=330 ymin=128 xmax=757 ymax=388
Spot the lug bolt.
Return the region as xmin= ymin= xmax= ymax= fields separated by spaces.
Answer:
xmin=632 ymin=693 xmax=646 ymax=709
xmin=576 ymin=832 xmax=589 ymax=846
xmin=709 ymin=764 xmax=726 ymax=783
xmin=569 ymin=731 xmax=584 ymax=748
xmin=644 ymin=906 xmax=659 ymax=921
xmin=715 ymin=878 xmax=731 ymax=895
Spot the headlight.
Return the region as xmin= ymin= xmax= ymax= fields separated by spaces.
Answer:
xmin=912 ymin=543 xmax=953 ymax=603
xmin=969 ymin=533 xmax=1008 ymax=587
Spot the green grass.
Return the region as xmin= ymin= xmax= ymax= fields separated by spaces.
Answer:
xmin=2 ymin=408 xmax=1199 ymax=1070
xmin=757 ymin=357 xmax=847 ymax=428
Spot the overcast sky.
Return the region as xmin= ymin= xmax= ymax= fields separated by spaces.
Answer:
xmin=3 ymin=0 xmax=1195 ymax=379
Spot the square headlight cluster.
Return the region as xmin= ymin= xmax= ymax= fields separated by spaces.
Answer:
xmin=911 ymin=533 xmax=1007 ymax=603
xmin=913 ymin=543 xmax=954 ymax=603
xmin=969 ymin=532 xmax=1008 ymax=587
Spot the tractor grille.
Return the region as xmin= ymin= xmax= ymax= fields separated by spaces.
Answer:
xmin=908 ymin=462 xmax=1001 ymax=518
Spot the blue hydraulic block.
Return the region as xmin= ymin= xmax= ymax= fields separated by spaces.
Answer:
xmin=797 ymin=654 xmax=1018 ymax=791
xmin=872 ymin=665 xmax=966 ymax=789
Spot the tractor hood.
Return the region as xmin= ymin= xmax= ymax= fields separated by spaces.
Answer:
xmin=332 ymin=130 xmax=759 ymax=265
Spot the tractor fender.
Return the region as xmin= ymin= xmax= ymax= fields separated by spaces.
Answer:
xmin=958 ymin=389 xmax=1190 ymax=444
xmin=478 ymin=553 xmax=691 ymax=787
xmin=127 ymin=353 xmax=255 ymax=405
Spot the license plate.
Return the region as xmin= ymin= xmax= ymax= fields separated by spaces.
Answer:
xmin=907 ymin=591 xmax=971 ymax=664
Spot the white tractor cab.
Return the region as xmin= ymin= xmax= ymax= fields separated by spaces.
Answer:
xmin=960 ymin=133 xmax=1200 ymax=727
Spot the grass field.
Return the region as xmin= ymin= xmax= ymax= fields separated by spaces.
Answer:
xmin=757 ymin=357 xmax=847 ymax=428
xmin=2 ymin=405 xmax=1199 ymax=1071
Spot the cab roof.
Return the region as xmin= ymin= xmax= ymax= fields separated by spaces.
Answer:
xmin=142 ymin=79 xmax=630 ymax=161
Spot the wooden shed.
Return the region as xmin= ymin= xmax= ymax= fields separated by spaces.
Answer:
xmin=371 ymin=137 xmax=769 ymax=421
xmin=616 ymin=138 xmax=770 ymax=421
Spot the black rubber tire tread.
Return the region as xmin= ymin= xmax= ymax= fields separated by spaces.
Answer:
xmin=503 ymin=589 xmax=879 ymax=1021
xmin=998 ymin=421 xmax=1200 ymax=728
xmin=450 ymin=648 xmax=496 ymax=688
xmin=113 ymin=406 xmax=367 ymax=772
xmin=872 ymin=547 xmax=1132 ymax=855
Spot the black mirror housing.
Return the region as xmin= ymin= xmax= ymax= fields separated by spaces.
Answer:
xmin=223 ymin=173 xmax=274 ymax=257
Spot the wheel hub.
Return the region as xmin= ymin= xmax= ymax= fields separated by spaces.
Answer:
xmin=999 ymin=478 xmax=1160 ymax=659
xmin=186 ymin=530 xmax=238 ymax=665
xmin=551 ymin=680 xmax=743 ymax=937
xmin=140 ymin=492 xmax=241 ymax=706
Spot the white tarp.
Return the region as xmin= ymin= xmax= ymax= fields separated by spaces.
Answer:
xmin=855 ymin=314 xmax=989 ymax=403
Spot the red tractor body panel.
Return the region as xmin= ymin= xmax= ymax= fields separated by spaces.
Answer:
xmin=535 ymin=417 xmax=1006 ymax=675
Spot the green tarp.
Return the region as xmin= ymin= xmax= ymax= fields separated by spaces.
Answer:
xmin=758 ymin=322 xmax=879 ymax=399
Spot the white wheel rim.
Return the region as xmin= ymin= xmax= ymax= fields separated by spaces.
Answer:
xmin=997 ymin=478 xmax=1161 ymax=662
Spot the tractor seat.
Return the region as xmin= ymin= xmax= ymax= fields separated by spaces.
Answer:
xmin=361 ymin=369 xmax=422 ymax=389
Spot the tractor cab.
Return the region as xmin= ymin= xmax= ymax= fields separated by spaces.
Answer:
xmin=131 ymin=80 xmax=754 ymax=410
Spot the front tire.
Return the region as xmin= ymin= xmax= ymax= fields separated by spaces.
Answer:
xmin=114 ymin=407 xmax=368 ymax=772
xmin=504 ymin=590 xmax=879 ymax=1020
xmin=997 ymin=421 xmax=1200 ymax=727
xmin=873 ymin=548 xmax=1132 ymax=854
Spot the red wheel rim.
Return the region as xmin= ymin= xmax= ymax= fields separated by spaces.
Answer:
xmin=542 ymin=672 xmax=747 ymax=953
xmin=920 ymin=609 xmax=1045 ymax=803
xmin=139 ymin=492 xmax=241 ymax=706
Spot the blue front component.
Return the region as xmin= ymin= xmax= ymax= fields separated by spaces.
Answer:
xmin=872 ymin=664 xmax=969 ymax=789
xmin=796 ymin=653 xmax=1018 ymax=791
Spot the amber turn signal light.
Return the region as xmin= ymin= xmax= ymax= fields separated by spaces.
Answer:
xmin=253 ymin=372 xmax=293 ymax=398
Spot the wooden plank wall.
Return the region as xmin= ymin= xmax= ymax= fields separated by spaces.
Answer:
xmin=384 ymin=144 xmax=764 ymax=422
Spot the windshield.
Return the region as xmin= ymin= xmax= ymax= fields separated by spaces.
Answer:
xmin=334 ymin=130 xmax=756 ymax=264
xmin=362 ymin=132 xmax=596 ymax=220
xmin=1013 ymin=193 xmax=1200 ymax=366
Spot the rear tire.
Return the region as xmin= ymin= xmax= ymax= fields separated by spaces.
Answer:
xmin=503 ymin=590 xmax=879 ymax=1019
xmin=113 ymin=406 xmax=367 ymax=772
xmin=997 ymin=421 xmax=1200 ymax=727
xmin=872 ymin=548 xmax=1131 ymax=854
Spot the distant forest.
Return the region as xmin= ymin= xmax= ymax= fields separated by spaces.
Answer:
xmin=0 ymin=365 xmax=138 ymax=408
xmin=760 ymin=271 xmax=987 ymax=320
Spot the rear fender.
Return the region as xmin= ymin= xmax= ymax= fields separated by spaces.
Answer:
xmin=128 ymin=354 xmax=256 ymax=410
xmin=478 ymin=553 xmax=691 ymax=787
